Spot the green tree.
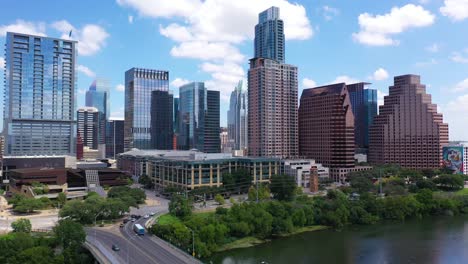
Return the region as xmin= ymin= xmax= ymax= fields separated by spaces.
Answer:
xmin=248 ymin=184 xmax=270 ymax=201
xmin=11 ymin=218 xmax=32 ymax=233
xmin=14 ymin=246 xmax=57 ymax=264
xmin=349 ymin=175 xmax=374 ymax=193
xmin=53 ymin=219 xmax=86 ymax=256
xmin=433 ymin=174 xmax=465 ymax=191
xmin=13 ymin=197 xmax=44 ymax=213
xmin=169 ymin=195 xmax=192 ymax=218
xmin=270 ymin=174 xmax=296 ymax=201
xmin=138 ymin=174 xmax=154 ymax=189
xmin=57 ymin=192 xmax=67 ymax=208
xmin=214 ymin=194 xmax=225 ymax=205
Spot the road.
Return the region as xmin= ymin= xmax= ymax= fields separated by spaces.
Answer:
xmin=87 ymin=188 xmax=200 ymax=264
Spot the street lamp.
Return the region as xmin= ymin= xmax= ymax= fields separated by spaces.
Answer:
xmin=187 ymin=227 xmax=195 ymax=257
xmin=94 ymin=211 xmax=103 ymax=243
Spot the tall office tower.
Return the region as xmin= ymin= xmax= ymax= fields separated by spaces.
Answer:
xmin=254 ymin=6 xmax=285 ymax=63
xmin=248 ymin=7 xmax=298 ymax=158
xmin=299 ymin=83 xmax=355 ymax=170
xmin=151 ymin=90 xmax=173 ymax=150
xmin=178 ymin=82 xmax=220 ymax=153
xmin=77 ymin=107 xmax=99 ymax=150
xmin=369 ymin=75 xmax=449 ymax=169
xmin=173 ymin=97 xmax=180 ymax=149
xmin=85 ymin=79 xmax=109 ymax=148
xmin=124 ymin=68 xmax=169 ymax=150
xmin=227 ymin=80 xmax=249 ymax=151
xmin=205 ymin=90 xmax=221 ymax=153
xmin=3 ymin=32 xmax=76 ymax=156
xmin=347 ymin=82 xmax=378 ymax=153
xmin=106 ymin=119 xmax=125 ymax=159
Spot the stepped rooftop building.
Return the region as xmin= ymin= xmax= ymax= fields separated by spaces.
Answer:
xmin=368 ymin=74 xmax=449 ymax=169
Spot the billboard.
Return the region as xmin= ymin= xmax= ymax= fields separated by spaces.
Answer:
xmin=443 ymin=146 xmax=464 ymax=174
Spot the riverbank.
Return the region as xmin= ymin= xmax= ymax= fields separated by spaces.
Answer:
xmin=216 ymin=225 xmax=329 ymax=252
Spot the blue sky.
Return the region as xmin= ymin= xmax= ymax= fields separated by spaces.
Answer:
xmin=0 ymin=0 xmax=467 ymax=140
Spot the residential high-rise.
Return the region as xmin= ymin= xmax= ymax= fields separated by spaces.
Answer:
xmin=227 ymin=81 xmax=248 ymax=151
xmin=178 ymin=82 xmax=220 ymax=153
xmin=106 ymin=119 xmax=124 ymax=159
xmin=299 ymin=83 xmax=356 ymax=179
xmin=3 ymin=32 xmax=76 ymax=156
xmin=124 ymin=68 xmax=169 ymax=150
xmin=347 ymin=82 xmax=378 ymax=153
xmin=248 ymin=58 xmax=298 ymax=158
xmin=85 ymin=79 xmax=110 ymax=147
xmin=369 ymin=75 xmax=449 ymax=169
xmin=248 ymin=7 xmax=298 ymax=158
xmin=77 ymin=107 xmax=99 ymax=150
xmin=151 ymin=90 xmax=173 ymax=150
xmin=254 ymin=6 xmax=285 ymax=63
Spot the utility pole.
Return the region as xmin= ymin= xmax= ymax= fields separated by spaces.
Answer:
xmin=256 ymin=177 xmax=259 ymax=203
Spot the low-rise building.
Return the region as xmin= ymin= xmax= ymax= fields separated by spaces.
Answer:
xmin=117 ymin=149 xmax=281 ymax=191
xmin=442 ymin=143 xmax=468 ymax=175
xmin=282 ymin=159 xmax=329 ymax=189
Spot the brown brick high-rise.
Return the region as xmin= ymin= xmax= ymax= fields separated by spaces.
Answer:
xmin=369 ymin=74 xmax=449 ymax=169
xmin=299 ymin=83 xmax=355 ymax=169
xmin=248 ymin=58 xmax=298 ymax=158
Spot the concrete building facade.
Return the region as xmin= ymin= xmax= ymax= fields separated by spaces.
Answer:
xmin=369 ymin=75 xmax=449 ymax=169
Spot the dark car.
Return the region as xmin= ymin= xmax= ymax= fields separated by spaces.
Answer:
xmin=112 ymin=244 xmax=120 ymax=251
xmin=119 ymin=223 xmax=124 ymax=228
xmin=123 ymin=219 xmax=129 ymax=224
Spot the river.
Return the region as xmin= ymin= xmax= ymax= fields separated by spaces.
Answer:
xmin=208 ymin=216 xmax=468 ymax=264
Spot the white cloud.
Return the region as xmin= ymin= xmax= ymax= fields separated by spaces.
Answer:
xmin=419 ymin=0 xmax=430 ymax=4
xmin=302 ymin=78 xmax=317 ymax=88
xmin=51 ymin=20 xmax=109 ymax=56
xmin=332 ymin=75 xmax=360 ymax=84
xmin=115 ymin=84 xmax=125 ymax=92
xmin=371 ymin=68 xmax=389 ymax=81
xmin=352 ymin=4 xmax=435 ymax=46
xmin=451 ymin=51 xmax=468 ymax=63
xmin=442 ymin=94 xmax=468 ymax=140
xmin=128 ymin=15 xmax=134 ymax=24
xmin=118 ymin=0 xmax=313 ymax=101
xmin=440 ymin=0 xmax=468 ymax=21
xmin=414 ymin=58 xmax=438 ymax=67
xmin=170 ymin=78 xmax=190 ymax=88
xmin=76 ymin=65 xmax=96 ymax=78
xmin=425 ymin=43 xmax=440 ymax=53
xmin=322 ymin=6 xmax=339 ymax=21
xmin=0 ymin=56 xmax=4 ymax=70
xmin=0 ymin=20 xmax=46 ymax=36
xmin=452 ymin=78 xmax=468 ymax=92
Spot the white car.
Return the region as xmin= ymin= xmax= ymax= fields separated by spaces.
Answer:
xmin=149 ymin=212 xmax=155 ymax=216
xmin=131 ymin=218 xmax=136 ymax=222
xmin=143 ymin=214 xmax=150 ymax=219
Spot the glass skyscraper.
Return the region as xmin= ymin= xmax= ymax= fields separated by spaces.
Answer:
xmin=3 ymin=32 xmax=76 ymax=156
xmin=178 ymin=82 xmax=220 ymax=153
xmin=151 ymin=90 xmax=173 ymax=150
xmin=227 ymin=80 xmax=248 ymax=151
xmin=106 ymin=119 xmax=124 ymax=159
xmin=85 ymin=79 xmax=109 ymax=147
xmin=254 ymin=6 xmax=285 ymax=63
xmin=124 ymin=68 xmax=169 ymax=150
xmin=347 ymin=82 xmax=378 ymax=152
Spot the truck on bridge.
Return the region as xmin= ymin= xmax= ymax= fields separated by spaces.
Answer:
xmin=133 ymin=223 xmax=145 ymax=235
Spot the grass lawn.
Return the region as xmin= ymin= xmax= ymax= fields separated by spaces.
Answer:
xmin=157 ymin=214 xmax=182 ymax=225
xmin=455 ymin=188 xmax=468 ymax=196
xmin=216 ymin=236 xmax=266 ymax=252
xmin=286 ymin=225 xmax=329 ymax=236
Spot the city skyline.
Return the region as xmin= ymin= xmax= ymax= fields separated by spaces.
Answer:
xmin=0 ymin=1 xmax=467 ymax=140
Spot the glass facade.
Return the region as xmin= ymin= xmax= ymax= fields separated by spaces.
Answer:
xmin=151 ymin=90 xmax=173 ymax=150
xmin=227 ymin=80 xmax=248 ymax=151
xmin=124 ymin=68 xmax=169 ymax=150
xmin=254 ymin=6 xmax=285 ymax=63
xmin=3 ymin=32 xmax=76 ymax=156
xmin=106 ymin=119 xmax=124 ymax=159
xmin=347 ymin=83 xmax=377 ymax=151
xmin=178 ymin=82 xmax=220 ymax=153
xmin=77 ymin=107 xmax=99 ymax=149
xmin=85 ymin=79 xmax=109 ymax=145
